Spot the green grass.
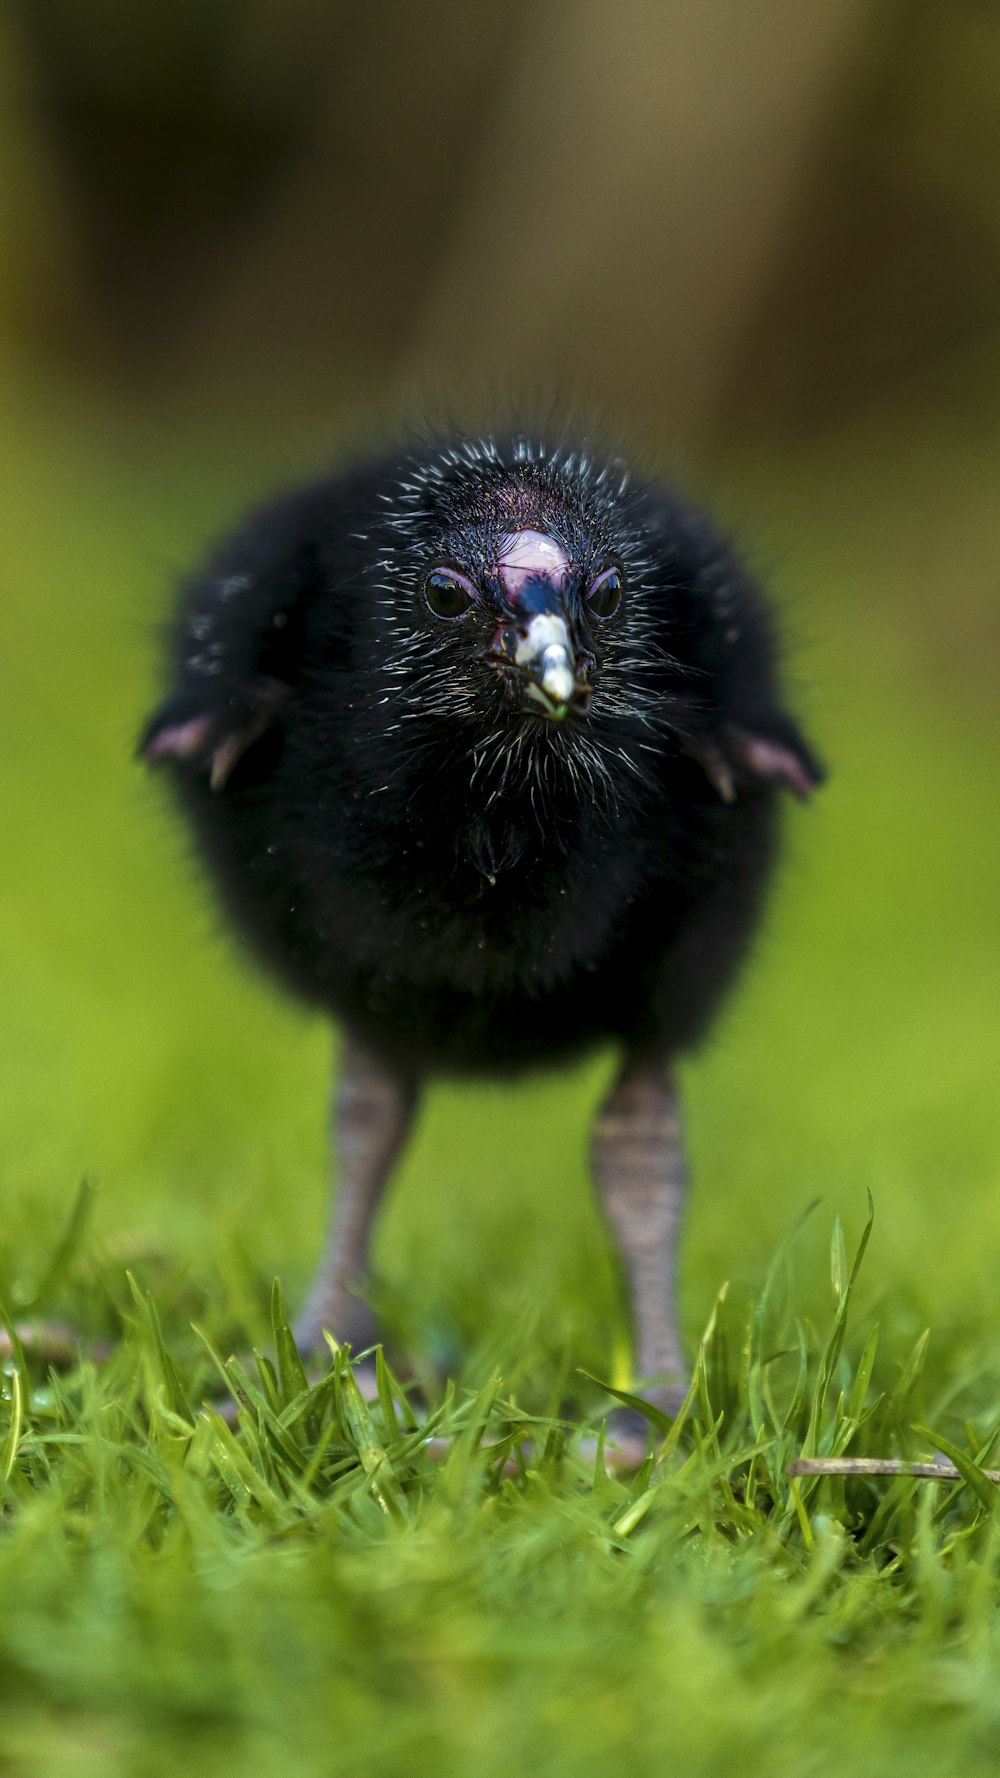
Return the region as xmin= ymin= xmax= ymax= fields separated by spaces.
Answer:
xmin=1 ymin=369 xmax=999 ymax=1776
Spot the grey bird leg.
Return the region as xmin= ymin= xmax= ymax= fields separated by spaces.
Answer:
xmin=591 ymin=1053 xmax=689 ymax=1445
xmin=295 ymin=1037 xmax=419 ymax=1358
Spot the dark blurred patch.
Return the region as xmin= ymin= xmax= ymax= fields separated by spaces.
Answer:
xmin=15 ymin=0 xmax=337 ymax=369
xmin=8 ymin=0 xmax=530 ymax=394
xmin=3 ymin=0 xmax=1000 ymax=447
xmin=725 ymin=0 xmax=1000 ymax=435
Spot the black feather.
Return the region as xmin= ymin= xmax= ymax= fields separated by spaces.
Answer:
xmin=144 ymin=434 xmax=822 ymax=1076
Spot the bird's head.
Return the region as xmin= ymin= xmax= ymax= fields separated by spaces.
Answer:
xmin=368 ymin=438 xmax=665 ymax=765
xmin=144 ymin=434 xmax=822 ymax=828
xmin=431 ymin=527 xmax=600 ymax=722
xmin=416 ymin=509 xmax=626 ymax=726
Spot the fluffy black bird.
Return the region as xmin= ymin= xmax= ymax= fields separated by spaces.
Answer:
xmin=143 ymin=434 xmax=821 ymax=1441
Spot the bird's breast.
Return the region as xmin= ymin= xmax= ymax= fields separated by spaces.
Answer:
xmin=300 ymin=799 xmax=649 ymax=1005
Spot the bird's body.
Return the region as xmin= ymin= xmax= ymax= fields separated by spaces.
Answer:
xmin=145 ymin=434 xmax=821 ymax=1450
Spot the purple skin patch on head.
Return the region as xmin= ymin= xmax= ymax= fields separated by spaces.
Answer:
xmin=497 ymin=530 xmax=570 ymax=603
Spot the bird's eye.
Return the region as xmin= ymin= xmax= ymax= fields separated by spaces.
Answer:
xmin=424 ymin=569 xmax=475 ymax=619
xmin=587 ymin=566 xmax=623 ymax=619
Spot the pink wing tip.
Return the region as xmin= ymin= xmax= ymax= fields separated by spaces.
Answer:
xmin=144 ymin=713 xmax=213 ymax=763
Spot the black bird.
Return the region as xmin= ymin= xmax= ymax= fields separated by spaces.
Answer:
xmin=143 ymin=434 xmax=821 ymax=1445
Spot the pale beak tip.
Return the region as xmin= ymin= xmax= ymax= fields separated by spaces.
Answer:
xmin=540 ymin=649 xmax=574 ymax=707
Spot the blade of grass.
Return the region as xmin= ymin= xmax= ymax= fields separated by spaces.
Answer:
xmin=270 ymin=1278 xmax=311 ymax=1409
xmin=31 ymin=1176 xmax=97 ymax=1310
xmin=126 ymin=1272 xmax=194 ymax=1427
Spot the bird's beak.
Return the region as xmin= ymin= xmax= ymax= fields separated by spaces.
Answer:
xmin=492 ymin=608 xmax=589 ymax=719
xmin=489 ymin=532 xmax=591 ymax=718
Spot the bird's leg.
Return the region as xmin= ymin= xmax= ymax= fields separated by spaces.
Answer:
xmin=295 ymin=1037 xmax=419 ymax=1361
xmin=591 ymin=1053 xmax=689 ymax=1448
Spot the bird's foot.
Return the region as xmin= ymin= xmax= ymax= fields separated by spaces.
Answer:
xmin=599 ymin=1378 xmax=691 ymax=1470
xmin=292 ymin=1291 xmax=379 ymax=1369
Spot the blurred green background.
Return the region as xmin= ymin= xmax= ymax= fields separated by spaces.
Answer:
xmin=1 ymin=0 xmax=998 ymax=1384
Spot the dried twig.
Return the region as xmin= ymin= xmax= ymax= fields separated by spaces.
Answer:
xmin=787 ymin=1456 xmax=1000 ymax=1485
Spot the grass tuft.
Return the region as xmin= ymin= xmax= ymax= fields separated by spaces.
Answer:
xmin=3 ymin=1205 xmax=1000 ymax=1776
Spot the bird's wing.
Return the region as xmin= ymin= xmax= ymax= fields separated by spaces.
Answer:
xmin=140 ymin=478 xmax=343 ymax=790
xmin=689 ymin=715 xmax=824 ymax=804
xmin=637 ymin=483 xmax=824 ymax=804
xmin=141 ymin=676 xmax=291 ymax=791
